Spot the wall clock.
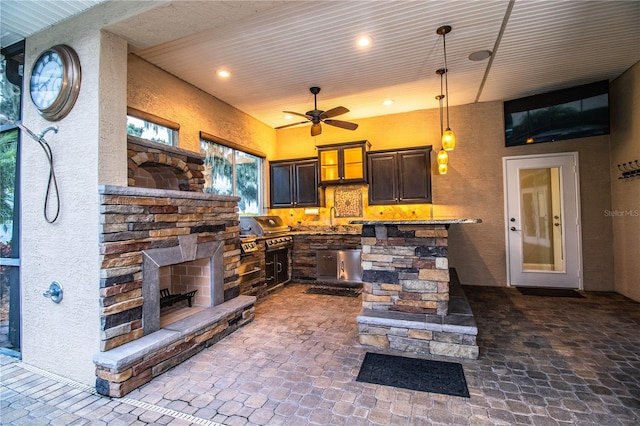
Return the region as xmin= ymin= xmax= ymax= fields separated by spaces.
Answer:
xmin=29 ymin=44 xmax=81 ymax=121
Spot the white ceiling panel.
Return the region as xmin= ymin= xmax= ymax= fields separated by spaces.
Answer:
xmin=2 ymin=0 xmax=639 ymax=131
xmin=0 ymin=0 xmax=107 ymax=47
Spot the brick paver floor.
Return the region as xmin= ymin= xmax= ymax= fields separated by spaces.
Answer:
xmin=1 ymin=283 xmax=639 ymax=425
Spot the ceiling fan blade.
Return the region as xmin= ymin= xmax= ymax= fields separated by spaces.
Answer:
xmin=275 ymin=121 xmax=310 ymax=130
xmin=311 ymin=123 xmax=322 ymax=136
xmin=321 ymin=106 xmax=349 ymax=119
xmin=324 ymin=119 xmax=358 ymax=131
xmin=283 ymin=111 xmax=310 ymax=119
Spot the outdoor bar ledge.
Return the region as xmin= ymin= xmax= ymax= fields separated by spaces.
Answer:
xmin=349 ymin=219 xmax=482 ymax=360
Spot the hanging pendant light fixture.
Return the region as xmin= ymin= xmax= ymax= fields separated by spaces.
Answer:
xmin=436 ymin=68 xmax=448 ymax=175
xmin=437 ymin=25 xmax=456 ymax=151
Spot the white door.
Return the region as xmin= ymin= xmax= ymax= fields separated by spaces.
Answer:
xmin=504 ymin=153 xmax=582 ymax=288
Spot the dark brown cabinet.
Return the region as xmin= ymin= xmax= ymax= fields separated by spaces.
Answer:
xmin=367 ymin=147 xmax=432 ymax=205
xmin=317 ymin=141 xmax=369 ymax=185
xmin=270 ymin=158 xmax=319 ymax=208
xmin=266 ymin=248 xmax=289 ymax=286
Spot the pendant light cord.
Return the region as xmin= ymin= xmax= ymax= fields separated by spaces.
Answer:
xmin=437 ymin=72 xmax=444 ymax=136
xmin=442 ymin=32 xmax=451 ymax=129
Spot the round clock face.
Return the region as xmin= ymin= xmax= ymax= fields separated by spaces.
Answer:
xmin=29 ymin=45 xmax=81 ymax=121
xmin=30 ymin=50 xmax=64 ymax=109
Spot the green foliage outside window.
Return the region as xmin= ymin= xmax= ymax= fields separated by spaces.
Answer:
xmin=126 ymin=115 xmax=176 ymax=146
xmin=0 ymin=130 xmax=17 ymax=234
xmin=201 ymin=140 xmax=261 ymax=215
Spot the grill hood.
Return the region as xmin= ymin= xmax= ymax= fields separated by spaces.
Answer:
xmin=239 ymin=216 xmax=290 ymax=237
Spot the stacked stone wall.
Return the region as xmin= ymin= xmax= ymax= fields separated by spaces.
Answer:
xmin=361 ymin=224 xmax=449 ymax=315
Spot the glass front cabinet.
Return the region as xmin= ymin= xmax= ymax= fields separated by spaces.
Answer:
xmin=317 ymin=141 xmax=370 ymax=185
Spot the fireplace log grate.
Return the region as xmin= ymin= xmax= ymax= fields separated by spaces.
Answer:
xmin=160 ymin=289 xmax=198 ymax=308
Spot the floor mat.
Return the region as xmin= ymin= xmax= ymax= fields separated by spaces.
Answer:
xmin=356 ymin=352 xmax=470 ymax=398
xmin=517 ymin=287 xmax=585 ymax=298
xmin=304 ymin=286 xmax=362 ymax=297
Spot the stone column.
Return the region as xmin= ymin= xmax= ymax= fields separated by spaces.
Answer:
xmin=361 ymin=224 xmax=450 ymax=315
xmin=356 ymin=222 xmax=478 ymax=359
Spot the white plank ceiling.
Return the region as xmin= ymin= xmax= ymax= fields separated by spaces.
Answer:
xmin=2 ymin=0 xmax=639 ymax=130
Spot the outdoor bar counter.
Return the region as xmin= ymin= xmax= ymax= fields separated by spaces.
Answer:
xmin=349 ymin=219 xmax=481 ymax=359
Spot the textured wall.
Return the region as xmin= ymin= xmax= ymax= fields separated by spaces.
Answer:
xmin=609 ymin=61 xmax=640 ymax=301
xmin=127 ymin=54 xmax=276 ymax=157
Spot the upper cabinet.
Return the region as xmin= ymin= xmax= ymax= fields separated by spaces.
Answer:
xmin=368 ymin=147 xmax=432 ymax=205
xmin=317 ymin=141 xmax=370 ymax=186
xmin=270 ymin=158 xmax=319 ymax=208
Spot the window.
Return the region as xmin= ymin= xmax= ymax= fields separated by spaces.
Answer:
xmin=200 ymin=138 xmax=263 ymax=215
xmin=126 ymin=107 xmax=179 ymax=147
xmin=1 ymin=41 xmax=23 ymax=351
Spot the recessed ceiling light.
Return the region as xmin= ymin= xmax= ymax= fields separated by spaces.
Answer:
xmin=284 ymin=114 xmax=293 ymax=120
xmin=356 ymin=35 xmax=373 ymax=48
xmin=217 ymin=69 xmax=231 ymax=78
xmin=468 ymin=50 xmax=492 ymax=61
xmin=383 ymin=99 xmax=394 ymax=106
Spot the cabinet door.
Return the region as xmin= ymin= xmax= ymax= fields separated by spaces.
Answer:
xmin=275 ymin=249 xmax=290 ymax=285
xmin=368 ymin=152 xmax=398 ymax=205
xmin=294 ymin=160 xmax=319 ymax=207
xmin=319 ymin=149 xmax=340 ymax=183
xmin=316 ymin=250 xmax=337 ymax=280
xmin=265 ymin=251 xmax=276 ymax=285
xmin=318 ymin=141 xmax=368 ymax=185
xmin=337 ymin=250 xmax=362 ymax=282
xmin=270 ymin=162 xmax=294 ymax=207
xmin=342 ymin=146 xmax=365 ymax=181
xmin=398 ymin=149 xmax=431 ymax=203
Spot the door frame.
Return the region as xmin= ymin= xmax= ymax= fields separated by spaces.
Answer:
xmin=503 ymin=152 xmax=583 ymax=289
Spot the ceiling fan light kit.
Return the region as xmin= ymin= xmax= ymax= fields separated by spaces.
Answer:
xmin=275 ymin=86 xmax=358 ymax=136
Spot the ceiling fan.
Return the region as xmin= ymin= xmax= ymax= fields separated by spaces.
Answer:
xmin=275 ymin=87 xmax=358 ymax=136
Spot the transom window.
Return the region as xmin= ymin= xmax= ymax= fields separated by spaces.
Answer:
xmin=126 ymin=107 xmax=179 ymax=147
xmin=200 ymin=136 xmax=263 ymax=215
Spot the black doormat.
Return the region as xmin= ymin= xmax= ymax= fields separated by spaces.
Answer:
xmin=517 ymin=287 xmax=585 ymax=298
xmin=304 ymin=286 xmax=362 ymax=297
xmin=356 ymin=352 xmax=470 ymax=398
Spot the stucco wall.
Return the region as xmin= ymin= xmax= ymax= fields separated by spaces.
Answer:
xmin=609 ymin=61 xmax=640 ymax=301
xmin=275 ymin=101 xmax=614 ymax=290
xmin=21 ymin=28 xmax=128 ymax=385
xmin=127 ymin=54 xmax=277 ymax=157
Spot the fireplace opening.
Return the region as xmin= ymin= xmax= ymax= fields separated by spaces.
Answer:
xmin=142 ymin=234 xmax=224 ymax=335
xmin=159 ymin=257 xmax=211 ymax=327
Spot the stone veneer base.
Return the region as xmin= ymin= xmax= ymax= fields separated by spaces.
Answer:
xmin=357 ymin=275 xmax=479 ymax=359
xmin=93 ymin=295 xmax=255 ymax=397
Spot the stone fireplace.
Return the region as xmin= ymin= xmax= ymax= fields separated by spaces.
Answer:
xmin=93 ymin=137 xmax=256 ymax=397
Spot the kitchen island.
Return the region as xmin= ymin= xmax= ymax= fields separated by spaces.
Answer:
xmin=349 ymin=219 xmax=481 ymax=359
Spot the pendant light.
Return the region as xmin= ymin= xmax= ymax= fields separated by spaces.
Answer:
xmin=436 ymin=69 xmax=448 ymax=175
xmin=437 ymin=25 xmax=456 ymax=151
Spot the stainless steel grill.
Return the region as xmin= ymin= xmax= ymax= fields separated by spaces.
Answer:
xmin=240 ymin=216 xmax=293 ymax=251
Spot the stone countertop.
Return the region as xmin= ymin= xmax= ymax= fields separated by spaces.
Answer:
xmin=290 ymin=225 xmax=362 ymax=235
xmin=348 ymin=218 xmax=482 ymax=225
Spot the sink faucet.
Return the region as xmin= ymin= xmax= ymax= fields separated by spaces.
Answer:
xmin=329 ymin=206 xmax=336 ymax=230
